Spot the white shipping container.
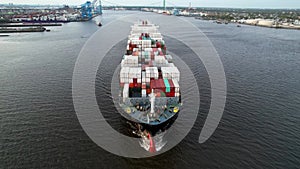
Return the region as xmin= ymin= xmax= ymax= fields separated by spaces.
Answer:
xmin=142 ymin=89 xmax=147 ymax=97
xmin=123 ymin=83 xmax=129 ymax=99
xmin=145 ymin=67 xmax=159 ymax=79
xmin=168 ymin=63 xmax=175 ymax=67
xmin=144 ymin=48 xmax=152 ymax=52
xmin=154 ymin=55 xmax=165 ymax=61
xmin=172 ymin=79 xmax=180 ymax=92
xmin=161 ymin=67 xmax=180 ymax=81
xmin=149 ymin=33 xmax=162 ymax=39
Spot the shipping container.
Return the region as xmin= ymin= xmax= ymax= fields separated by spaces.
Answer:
xmin=123 ymin=83 xmax=129 ymax=102
xmin=119 ymin=20 xmax=182 ymax=126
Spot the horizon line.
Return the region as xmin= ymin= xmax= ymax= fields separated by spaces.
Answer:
xmin=0 ymin=3 xmax=300 ymax=10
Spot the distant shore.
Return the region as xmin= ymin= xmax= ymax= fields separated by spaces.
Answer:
xmin=236 ymin=20 xmax=300 ymax=30
xmin=195 ymin=17 xmax=300 ymax=30
xmin=0 ymin=23 xmax=62 ymax=27
xmin=240 ymin=23 xmax=300 ymax=30
xmin=0 ymin=27 xmax=46 ymax=33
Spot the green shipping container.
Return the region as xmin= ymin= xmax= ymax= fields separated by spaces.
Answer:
xmin=164 ymin=79 xmax=170 ymax=93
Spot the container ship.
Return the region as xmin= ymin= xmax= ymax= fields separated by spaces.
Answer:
xmin=119 ymin=21 xmax=181 ymax=144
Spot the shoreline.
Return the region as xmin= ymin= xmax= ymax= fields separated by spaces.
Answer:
xmin=0 ymin=23 xmax=62 ymax=27
xmin=240 ymin=23 xmax=300 ymax=30
xmin=0 ymin=27 xmax=46 ymax=33
xmin=195 ymin=18 xmax=300 ymax=30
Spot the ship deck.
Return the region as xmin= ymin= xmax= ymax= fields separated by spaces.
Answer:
xmin=120 ymin=102 xmax=180 ymax=125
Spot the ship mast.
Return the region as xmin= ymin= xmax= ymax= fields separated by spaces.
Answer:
xmin=149 ymin=89 xmax=156 ymax=115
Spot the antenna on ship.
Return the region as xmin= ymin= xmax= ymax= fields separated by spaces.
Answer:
xmin=149 ymin=89 xmax=156 ymax=115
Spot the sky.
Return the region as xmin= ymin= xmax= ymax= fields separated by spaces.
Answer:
xmin=1 ymin=0 xmax=300 ymax=9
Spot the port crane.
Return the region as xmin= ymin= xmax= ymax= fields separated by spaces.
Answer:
xmin=81 ymin=0 xmax=102 ymax=19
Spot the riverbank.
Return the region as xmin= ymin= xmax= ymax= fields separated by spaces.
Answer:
xmin=0 ymin=27 xmax=46 ymax=33
xmin=235 ymin=19 xmax=300 ymax=30
xmin=241 ymin=22 xmax=300 ymax=30
xmin=195 ymin=17 xmax=300 ymax=30
xmin=0 ymin=23 xmax=62 ymax=27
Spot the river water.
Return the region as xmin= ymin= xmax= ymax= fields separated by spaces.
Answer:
xmin=1 ymin=10 xmax=300 ymax=168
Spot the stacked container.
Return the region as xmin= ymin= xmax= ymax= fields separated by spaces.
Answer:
xmin=172 ymin=79 xmax=180 ymax=97
xmin=154 ymin=55 xmax=168 ymax=67
xmin=142 ymin=40 xmax=152 ymax=48
xmin=120 ymin=67 xmax=141 ymax=83
xmin=166 ymin=79 xmax=175 ymax=97
xmin=148 ymin=79 xmax=180 ymax=97
xmin=154 ymin=55 xmax=166 ymax=63
xmin=121 ymin=55 xmax=139 ymax=67
xmin=142 ymin=72 xmax=146 ymax=83
xmin=123 ymin=83 xmax=129 ymax=102
xmin=161 ymin=67 xmax=180 ymax=81
xmin=145 ymin=67 xmax=159 ymax=82
xmin=129 ymin=67 xmax=142 ymax=83
xmin=121 ymin=21 xmax=181 ymax=100
xmin=149 ymin=33 xmax=162 ymax=39
xmin=120 ymin=67 xmax=130 ymax=83
xmin=131 ymin=39 xmax=142 ymax=45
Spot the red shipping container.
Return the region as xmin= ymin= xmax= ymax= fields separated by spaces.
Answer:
xmin=150 ymin=79 xmax=154 ymax=89
xmin=136 ymin=83 xmax=141 ymax=88
xmin=146 ymin=88 xmax=151 ymax=94
xmin=156 ymin=42 xmax=161 ymax=48
xmin=154 ymin=89 xmax=161 ymax=97
xmin=166 ymin=92 xmax=175 ymax=97
xmin=168 ymin=79 xmax=176 ymax=93
xmin=142 ymin=83 xmax=146 ymax=89
xmin=154 ymin=89 xmax=166 ymax=97
xmin=159 ymin=79 xmax=166 ymax=92
xmin=129 ymin=83 xmax=141 ymax=88
xmin=129 ymin=83 xmax=134 ymax=88
xmin=133 ymin=78 xmax=137 ymax=84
